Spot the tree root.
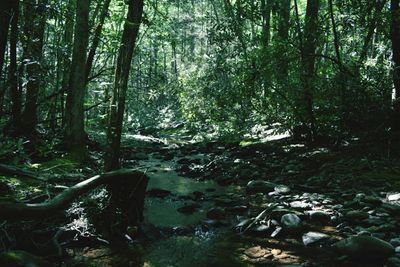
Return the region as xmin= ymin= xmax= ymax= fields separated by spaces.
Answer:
xmin=0 ymin=169 xmax=149 ymax=221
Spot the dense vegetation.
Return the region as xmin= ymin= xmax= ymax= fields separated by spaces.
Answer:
xmin=1 ymin=0 xmax=400 ymax=266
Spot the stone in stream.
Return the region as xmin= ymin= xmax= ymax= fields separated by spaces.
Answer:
xmin=333 ymin=235 xmax=395 ymax=260
xmin=177 ymin=203 xmax=201 ymax=214
xmin=280 ymin=214 xmax=302 ymax=229
xmin=274 ymin=184 xmax=291 ymax=194
xmin=146 ymin=188 xmax=172 ymax=198
xmin=206 ymin=207 xmax=226 ymax=220
xmin=305 ymin=210 xmax=331 ymax=223
xmin=246 ymin=180 xmax=277 ymax=194
xmin=289 ymin=201 xmax=312 ymax=209
xmin=345 ymin=210 xmax=369 ymax=222
xmin=388 ymin=193 xmax=400 ymax=202
xmin=302 ymin=232 xmax=329 ymax=246
xmin=390 ymin=238 xmax=400 ymax=247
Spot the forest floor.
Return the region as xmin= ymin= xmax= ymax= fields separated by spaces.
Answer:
xmin=1 ymin=128 xmax=400 ymax=266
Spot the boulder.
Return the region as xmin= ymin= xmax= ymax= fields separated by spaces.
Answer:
xmin=333 ymin=235 xmax=395 ymax=260
xmin=246 ymin=180 xmax=277 ymax=194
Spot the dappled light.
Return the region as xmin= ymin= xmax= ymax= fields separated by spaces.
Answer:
xmin=2 ymin=0 xmax=400 ymax=266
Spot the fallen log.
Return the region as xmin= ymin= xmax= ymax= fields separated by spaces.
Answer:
xmin=0 ymin=169 xmax=148 ymax=221
xmin=0 ymin=164 xmax=44 ymax=180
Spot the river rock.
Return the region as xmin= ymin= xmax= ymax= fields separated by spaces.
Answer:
xmin=333 ymin=235 xmax=395 ymax=260
xmin=388 ymin=193 xmax=400 ymax=202
xmin=390 ymin=238 xmax=400 ymax=247
xmin=281 ymin=213 xmax=301 ymax=229
xmin=305 ymin=210 xmax=331 ymax=223
xmin=207 ymin=207 xmax=225 ymax=220
xmin=345 ymin=210 xmax=369 ymax=221
xmin=274 ymin=184 xmax=291 ymax=194
xmin=289 ymin=201 xmax=312 ymax=209
xmin=302 ymin=232 xmax=329 ymax=246
xmin=246 ymin=180 xmax=277 ymax=194
xmin=146 ymin=188 xmax=172 ymax=198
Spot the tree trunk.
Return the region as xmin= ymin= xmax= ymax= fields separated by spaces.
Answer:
xmin=104 ymin=0 xmax=144 ymax=171
xmin=60 ymin=0 xmax=76 ymax=127
xmin=9 ymin=0 xmax=21 ymax=130
xmin=20 ymin=0 xmax=48 ymax=136
xmin=301 ymin=0 xmax=320 ymax=142
xmin=0 ymin=169 xmax=148 ymax=224
xmin=85 ymin=0 xmax=111 ymax=84
xmin=391 ymin=0 xmax=400 ymax=132
xmin=275 ymin=0 xmax=290 ymax=83
xmin=0 ymin=0 xmax=14 ymax=78
xmin=64 ymin=0 xmax=90 ymax=160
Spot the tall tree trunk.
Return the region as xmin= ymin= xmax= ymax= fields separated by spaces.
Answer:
xmin=64 ymin=0 xmax=90 ymax=160
xmin=301 ymin=0 xmax=320 ymax=142
xmin=261 ymin=0 xmax=272 ymax=48
xmin=85 ymin=0 xmax=111 ymax=84
xmin=391 ymin=0 xmax=400 ymax=132
xmin=9 ymin=0 xmax=21 ymax=130
xmin=0 ymin=0 xmax=14 ymax=78
xmin=20 ymin=0 xmax=48 ymax=136
xmin=275 ymin=0 xmax=290 ymax=83
xmin=60 ymin=0 xmax=76 ymax=127
xmin=104 ymin=0 xmax=144 ymax=171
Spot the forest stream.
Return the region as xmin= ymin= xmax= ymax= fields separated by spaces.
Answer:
xmin=41 ymin=132 xmax=399 ymax=267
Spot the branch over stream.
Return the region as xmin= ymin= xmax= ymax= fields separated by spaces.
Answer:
xmin=0 ymin=169 xmax=149 ymax=220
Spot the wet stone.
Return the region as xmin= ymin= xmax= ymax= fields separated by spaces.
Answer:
xmin=177 ymin=203 xmax=201 ymax=214
xmin=281 ymin=214 xmax=302 ymax=229
xmin=302 ymin=232 xmax=329 ymax=246
xmin=388 ymin=193 xmax=400 ymax=202
xmin=246 ymin=180 xmax=277 ymax=194
xmin=274 ymin=184 xmax=291 ymax=194
xmin=390 ymin=238 xmax=400 ymax=247
xmin=305 ymin=210 xmax=331 ymax=223
xmin=289 ymin=201 xmax=312 ymax=209
xmin=206 ymin=207 xmax=225 ymax=220
xmin=333 ymin=235 xmax=395 ymax=260
xmin=146 ymin=188 xmax=172 ymax=198
xmin=345 ymin=210 xmax=369 ymax=222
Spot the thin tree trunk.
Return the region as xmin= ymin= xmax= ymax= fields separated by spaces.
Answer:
xmin=391 ymin=0 xmax=400 ymax=132
xmin=104 ymin=0 xmax=144 ymax=171
xmin=85 ymin=0 xmax=111 ymax=84
xmin=261 ymin=0 xmax=272 ymax=48
xmin=64 ymin=0 xmax=90 ymax=160
xmin=20 ymin=0 xmax=48 ymax=136
xmin=0 ymin=0 xmax=14 ymax=78
xmin=301 ymin=0 xmax=320 ymax=142
xmin=276 ymin=0 xmax=290 ymax=83
xmin=9 ymin=0 xmax=21 ymax=130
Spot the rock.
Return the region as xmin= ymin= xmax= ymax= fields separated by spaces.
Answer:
xmin=396 ymin=246 xmax=400 ymax=253
xmin=281 ymin=213 xmax=302 ymax=229
xmin=206 ymin=207 xmax=225 ymax=220
xmin=390 ymin=238 xmax=400 ymax=247
xmin=289 ymin=201 xmax=312 ymax=209
xmin=244 ymin=246 xmax=270 ymax=258
xmin=146 ymin=188 xmax=171 ymax=198
xmin=387 ymin=256 xmax=400 ymax=267
xmin=302 ymin=232 xmax=329 ymax=246
xmin=363 ymin=196 xmax=382 ymax=206
xmin=271 ymin=226 xmax=283 ymax=238
xmin=177 ymin=203 xmax=201 ymax=214
xmin=388 ymin=193 xmax=400 ymax=202
xmin=333 ymin=235 xmax=395 ymax=260
xmin=305 ymin=210 xmax=331 ymax=223
xmin=226 ymin=205 xmax=248 ymax=213
xmin=345 ymin=210 xmax=369 ymax=221
xmin=246 ymin=180 xmax=277 ymax=194
xmin=274 ymin=184 xmax=291 ymax=194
